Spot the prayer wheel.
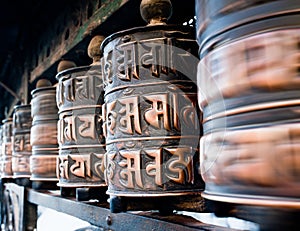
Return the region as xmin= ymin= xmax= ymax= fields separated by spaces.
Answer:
xmin=12 ymin=105 xmax=32 ymax=180
xmin=1 ymin=119 xmax=13 ymax=178
xmin=102 ymin=0 xmax=203 ymax=212
xmin=56 ymin=36 xmax=106 ymax=195
xmin=196 ymin=0 xmax=300 ymax=214
xmin=30 ymin=79 xmax=58 ymax=188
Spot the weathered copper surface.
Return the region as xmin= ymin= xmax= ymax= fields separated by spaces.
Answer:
xmin=30 ymin=85 xmax=58 ymax=182
xmin=56 ymin=65 xmax=106 ymax=187
xmin=12 ymin=105 xmax=32 ymax=178
xmin=101 ymin=17 xmax=202 ymax=197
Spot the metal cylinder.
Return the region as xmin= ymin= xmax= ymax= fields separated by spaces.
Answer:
xmin=1 ymin=119 xmax=13 ymax=178
xmin=197 ymin=1 xmax=300 ymax=209
xmin=30 ymin=86 xmax=58 ymax=182
xmin=56 ymin=65 xmax=106 ymax=187
xmin=12 ymin=105 xmax=32 ymax=178
xmin=101 ymin=25 xmax=202 ymax=197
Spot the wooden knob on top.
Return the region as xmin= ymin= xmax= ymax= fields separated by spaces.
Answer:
xmin=57 ymin=60 xmax=76 ymax=73
xmin=36 ymin=79 xmax=52 ymax=88
xmin=140 ymin=0 xmax=172 ymax=25
xmin=87 ymin=35 xmax=105 ymax=64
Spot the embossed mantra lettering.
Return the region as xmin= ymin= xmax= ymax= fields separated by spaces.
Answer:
xmin=57 ymin=75 xmax=102 ymax=107
xmin=104 ymin=93 xmax=197 ymax=136
xmin=106 ymin=147 xmax=194 ymax=189
xmin=58 ymin=114 xmax=100 ymax=143
xmin=58 ymin=153 xmax=104 ymax=180
xmin=103 ymin=38 xmax=178 ymax=83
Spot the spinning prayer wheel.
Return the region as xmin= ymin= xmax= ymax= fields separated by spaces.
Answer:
xmin=101 ymin=0 xmax=203 ymax=212
xmin=196 ymin=0 xmax=300 ymax=211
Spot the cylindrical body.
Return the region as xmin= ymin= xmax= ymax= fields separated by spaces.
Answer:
xmin=197 ymin=0 xmax=300 ymax=208
xmin=30 ymin=86 xmax=58 ymax=181
xmin=56 ymin=65 xmax=106 ymax=187
xmin=12 ymin=105 xmax=32 ymax=178
xmin=1 ymin=119 xmax=13 ymax=178
xmin=101 ymin=25 xmax=203 ymax=197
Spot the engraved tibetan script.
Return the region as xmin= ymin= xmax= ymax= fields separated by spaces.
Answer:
xmin=104 ymin=92 xmax=197 ymax=136
xmin=58 ymin=114 xmax=99 ymax=143
xmin=57 ymin=75 xmax=102 ymax=107
xmin=58 ymin=153 xmax=104 ymax=180
xmin=106 ymin=38 xmax=177 ymax=83
xmin=115 ymin=147 xmax=194 ymax=189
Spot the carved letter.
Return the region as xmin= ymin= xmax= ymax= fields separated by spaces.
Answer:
xmin=116 ymin=42 xmax=139 ymax=80
xmin=165 ymin=147 xmax=193 ymax=184
xmin=140 ymin=38 xmax=175 ymax=77
xmin=107 ymin=101 xmax=117 ymax=135
xmin=105 ymin=153 xmax=116 ymax=183
xmin=57 ymin=157 xmax=69 ymax=179
xmin=76 ymin=77 xmax=89 ymax=100
xmin=145 ymin=149 xmax=163 ymax=186
xmin=119 ymin=150 xmax=143 ymax=189
xmin=64 ymin=78 xmax=75 ymax=102
xmin=57 ymin=81 xmax=64 ymax=107
xmin=144 ymin=94 xmax=170 ymax=130
xmin=78 ymin=115 xmax=96 ymax=139
xmin=118 ymin=96 xmax=142 ymax=135
xmin=64 ymin=116 xmax=77 ymax=141
xmin=69 ymin=155 xmax=89 ymax=178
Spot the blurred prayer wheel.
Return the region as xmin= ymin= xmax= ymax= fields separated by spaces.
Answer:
xmin=12 ymin=105 xmax=32 ymax=179
xmin=101 ymin=0 xmax=203 ymax=212
xmin=30 ymin=80 xmax=59 ymax=187
xmin=196 ymin=0 xmax=300 ymax=211
xmin=56 ymin=38 xmax=106 ymax=190
xmin=1 ymin=119 xmax=13 ymax=178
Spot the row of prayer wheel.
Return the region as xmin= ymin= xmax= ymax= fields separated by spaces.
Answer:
xmin=0 ymin=0 xmax=299 ymax=215
xmin=0 ymin=0 xmax=204 ymax=213
xmin=196 ymin=0 xmax=300 ymax=209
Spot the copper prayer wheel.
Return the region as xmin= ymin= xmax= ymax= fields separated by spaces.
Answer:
xmin=196 ymin=0 xmax=300 ymax=212
xmin=101 ymin=0 xmax=203 ymax=210
xmin=1 ymin=119 xmax=13 ymax=178
xmin=56 ymin=64 xmax=106 ymax=188
xmin=12 ymin=105 xmax=32 ymax=179
xmin=30 ymin=81 xmax=58 ymax=184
